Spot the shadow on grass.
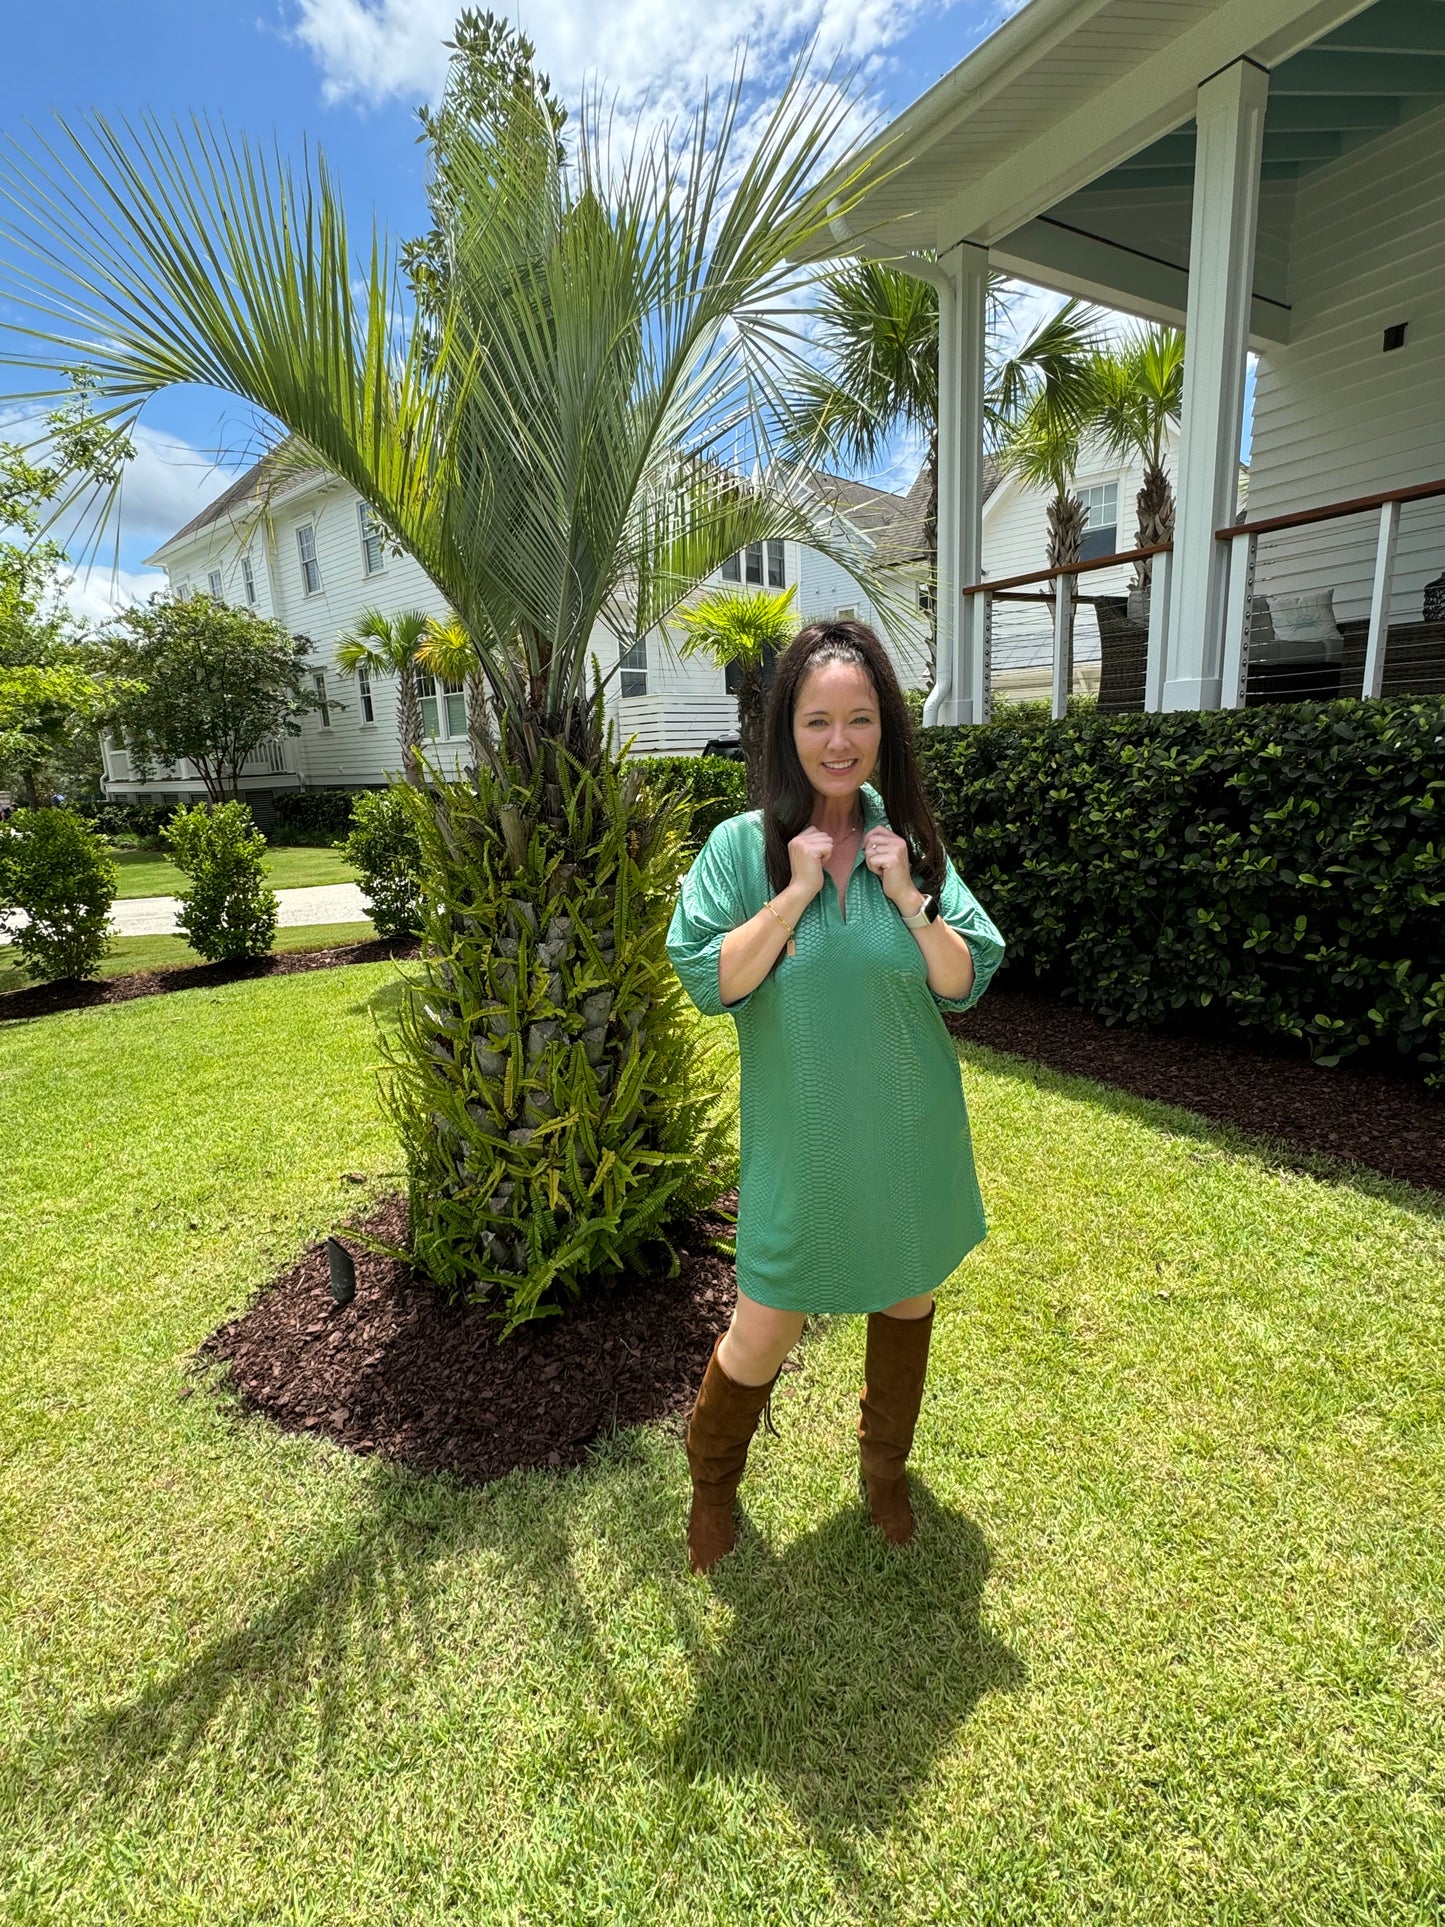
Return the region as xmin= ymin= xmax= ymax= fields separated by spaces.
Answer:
xmin=15 ymin=1448 xmax=1021 ymax=1877
xmin=957 ymin=1039 xmax=1445 ymax=1223
xmin=670 ymin=1482 xmax=1024 ymax=1858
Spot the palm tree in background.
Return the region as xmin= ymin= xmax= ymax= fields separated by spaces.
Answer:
xmin=793 ymin=264 xmax=1102 ymax=653
xmin=335 ymin=608 xmax=434 ymax=787
xmin=673 ymin=584 xmax=798 ymax=805
xmin=0 ymin=14 xmax=894 ymax=1320
xmin=1086 ymin=325 xmax=1185 ymax=593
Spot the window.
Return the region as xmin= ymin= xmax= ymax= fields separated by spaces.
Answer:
xmin=358 ymin=664 xmax=375 ymax=724
xmin=721 ymin=553 xmax=740 ymax=583
xmin=312 ymin=671 xmax=331 ymax=727
xmin=722 ymin=542 xmax=783 ymax=587
xmin=917 ymin=582 xmax=934 ymax=614
xmin=207 ymin=568 xmax=224 ymax=599
xmin=619 ymin=637 xmax=648 ymax=698
xmin=173 ymin=578 xmax=191 ymax=598
xmin=418 ymin=675 xmax=467 ymax=739
xmin=1077 ymin=481 xmax=1119 ymax=563
xmin=767 ymin=540 xmax=785 ymax=588
xmin=835 ymin=604 xmax=860 ymax=622
xmin=296 ymin=523 xmax=321 ymax=594
xmin=744 ymin=543 xmax=763 ymax=585
xmin=241 ymin=553 xmax=257 ymax=605
xmin=359 ymin=503 xmax=385 ymax=576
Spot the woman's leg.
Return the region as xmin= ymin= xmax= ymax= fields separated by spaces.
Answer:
xmin=858 ymin=1296 xmax=936 ymax=1545
xmin=878 ymin=1292 xmax=934 ymax=1321
xmin=718 ymin=1291 xmax=806 ymax=1386
xmin=685 ymin=1289 xmax=802 ymax=1574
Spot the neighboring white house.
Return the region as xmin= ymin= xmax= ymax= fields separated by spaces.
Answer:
xmin=816 ymin=0 xmax=1445 ymax=723
xmin=105 ymin=458 xmax=932 ymax=816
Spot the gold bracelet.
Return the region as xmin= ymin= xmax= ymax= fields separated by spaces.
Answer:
xmin=764 ymin=899 xmax=797 ymax=957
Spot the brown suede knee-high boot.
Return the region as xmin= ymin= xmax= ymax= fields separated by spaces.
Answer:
xmin=858 ymin=1306 xmax=935 ymax=1545
xmin=685 ymin=1336 xmax=777 ymax=1574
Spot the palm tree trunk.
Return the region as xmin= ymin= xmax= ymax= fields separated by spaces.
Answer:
xmin=465 ymin=669 xmax=493 ymax=774
xmin=737 ymin=670 xmax=766 ymax=809
xmin=398 ymin=662 xmax=424 ymax=789
xmin=1132 ymin=462 xmax=1175 ymax=595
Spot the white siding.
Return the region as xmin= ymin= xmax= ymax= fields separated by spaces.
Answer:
xmin=1248 ymin=102 xmax=1445 ymax=627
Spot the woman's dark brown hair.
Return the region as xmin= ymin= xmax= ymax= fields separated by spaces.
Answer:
xmin=761 ymin=619 xmax=948 ymax=900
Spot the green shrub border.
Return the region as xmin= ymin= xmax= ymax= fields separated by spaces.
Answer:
xmin=918 ymin=697 xmax=1445 ymax=1089
xmin=634 ymin=755 xmax=746 ymax=848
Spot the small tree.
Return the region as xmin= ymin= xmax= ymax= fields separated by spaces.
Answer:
xmin=165 ymin=801 xmax=278 ymax=962
xmin=343 ymin=789 xmax=422 ymax=940
xmin=103 ymin=594 xmax=321 ymax=801
xmin=335 ymin=608 xmax=435 ymax=787
xmin=673 ymin=586 xmax=797 ymax=807
xmin=0 ymin=807 xmax=115 ymax=981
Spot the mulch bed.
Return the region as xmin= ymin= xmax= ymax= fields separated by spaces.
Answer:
xmin=0 ymin=936 xmax=420 ymax=1022
xmin=197 ymin=1192 xmax=748 ymax=1486
xmin=948 ymin=987 xmax=1443 ymax=1197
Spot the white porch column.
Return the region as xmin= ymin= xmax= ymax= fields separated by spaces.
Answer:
xmin=1163 ymin=58 xmax=1268 ymax=712
xmin=924 ymin=242 xmax=990 ymax=726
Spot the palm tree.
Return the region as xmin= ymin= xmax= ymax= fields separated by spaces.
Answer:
xmin=673 ymin=585 xmax=798 ymax=805
xmin=1086 ymin=325 xmax=1184 ymax=593
xmin=794 ymin=267 xmax=1101 ymax=660
xmin=335 ymin=608 xmax=434 ymax=787
xmin=996 ymin=302 xmax=1107 ymax=576
xmin=0 ymin=20 xmax=889 ymax=1321
xmin=416 ymin=613 xmax=494 ymax=773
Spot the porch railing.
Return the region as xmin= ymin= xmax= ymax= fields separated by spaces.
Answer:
xmin=1215 ymin=476 xmax=1445 ymax=708
xmin=960 ymin=543 xmax=1174 ymax=720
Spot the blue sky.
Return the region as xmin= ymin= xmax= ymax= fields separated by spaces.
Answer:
xmin=0 ymin=0 xmax=1025 ymax=613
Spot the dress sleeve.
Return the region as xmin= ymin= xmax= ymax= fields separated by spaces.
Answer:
xmin=930 ymin=861 xmax=1006 ymax=1014
xmin=667 ymin=821 xmax=756 ymax=1017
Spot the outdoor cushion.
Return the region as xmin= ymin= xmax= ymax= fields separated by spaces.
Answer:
xmin=1262 ymin=589 xmax=1344 ymax=664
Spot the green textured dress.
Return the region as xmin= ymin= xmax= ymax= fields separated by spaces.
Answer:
xmin=666 ymin=785 xmax=1006 ymax=1314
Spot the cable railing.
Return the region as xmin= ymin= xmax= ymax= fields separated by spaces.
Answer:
xmin=1215 ymin=476 xmax=1445 ymax=708
xmin=959 ymin=543 xmax=1174 ymax=719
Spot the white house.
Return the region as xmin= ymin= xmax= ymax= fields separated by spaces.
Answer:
xmin=106 ymin=458 xmax=931 ymax=816
xmin=815 ymin=0 xmax=1445 ymax=723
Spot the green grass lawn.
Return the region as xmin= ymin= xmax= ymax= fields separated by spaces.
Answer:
xmin=0 ymin=920 xmax=377 ymax=995
xmin=110 ymin=843 xmax=357 ymax=898
xmin=2 ymin=978 xmax=1443 ymax=1924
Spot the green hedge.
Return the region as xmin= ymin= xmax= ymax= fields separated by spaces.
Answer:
xmin=918 ymin=697 xmax=1445 ymax=1089
xmin=634 ymin=755 xmax=746 ymax=847
xmin=269 ymin=787 xmax=365 ymax=844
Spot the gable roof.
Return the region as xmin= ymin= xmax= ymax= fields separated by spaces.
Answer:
xmin=147 ymin=443 xmax=328 ymax=563
xmin=809 ymin=460 xmax=1001 ymax=565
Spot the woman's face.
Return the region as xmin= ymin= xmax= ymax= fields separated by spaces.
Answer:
xmin=792 ymin=658 xmax=881 ymax=801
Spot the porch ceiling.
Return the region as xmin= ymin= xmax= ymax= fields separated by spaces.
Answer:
xmin=817 ymin=0 xmax=1445 ymax=341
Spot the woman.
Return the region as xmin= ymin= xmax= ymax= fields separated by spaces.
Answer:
xmin=666 ymin=620 xmax=1005 ymax=1574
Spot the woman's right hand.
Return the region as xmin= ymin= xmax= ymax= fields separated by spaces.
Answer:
xmin=787 ymin=827 xmax=833 ymax=899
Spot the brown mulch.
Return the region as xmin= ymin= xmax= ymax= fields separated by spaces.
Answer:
xmin=197 ymin=1192 xmax=746 ymax=1486
xmin=948 ymin=986 xmax=1443 ymax=1197
xmin=0 ymin=936 xmax=420 ymax=1022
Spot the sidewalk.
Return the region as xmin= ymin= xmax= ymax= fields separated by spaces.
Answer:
xmin=109 ymin=882 xmax=372 ymax=938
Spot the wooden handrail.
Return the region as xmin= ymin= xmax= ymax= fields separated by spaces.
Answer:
xmin=960 ymin=542 xmax=1171 ymax=598
xmin=1216 ymin=475 xmax=1445 ymax=542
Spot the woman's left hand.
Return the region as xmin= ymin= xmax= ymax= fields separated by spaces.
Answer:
xmin=862 ymin=827 xmax=920 ymax=910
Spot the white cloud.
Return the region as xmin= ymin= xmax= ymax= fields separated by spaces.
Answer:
xmin=56 ymin=563 xmax=169 ymax=628
xmin=290 ymin=0 xmax=949 ymax=119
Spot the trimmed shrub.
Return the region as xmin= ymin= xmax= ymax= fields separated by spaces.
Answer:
xmin=84 ymin=800 xmax=174 ymax=845
xmin=343 ymin=788 xmax=422 ymax=940
xmin=634 ymin=755 xmax=747 ymax=847
xmin=165 ymin=801 xmax=279 ymax=962
xmin=0 ymin=807 xmax=115 ymax=981
xmin=918 ymin=696 xmax=1445 ymax=1088
xmin=270 ymin=787 xmax=363 ymax=845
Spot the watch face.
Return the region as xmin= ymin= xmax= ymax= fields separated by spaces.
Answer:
xmin=924 ymin=896 xmax=941 ymax=923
